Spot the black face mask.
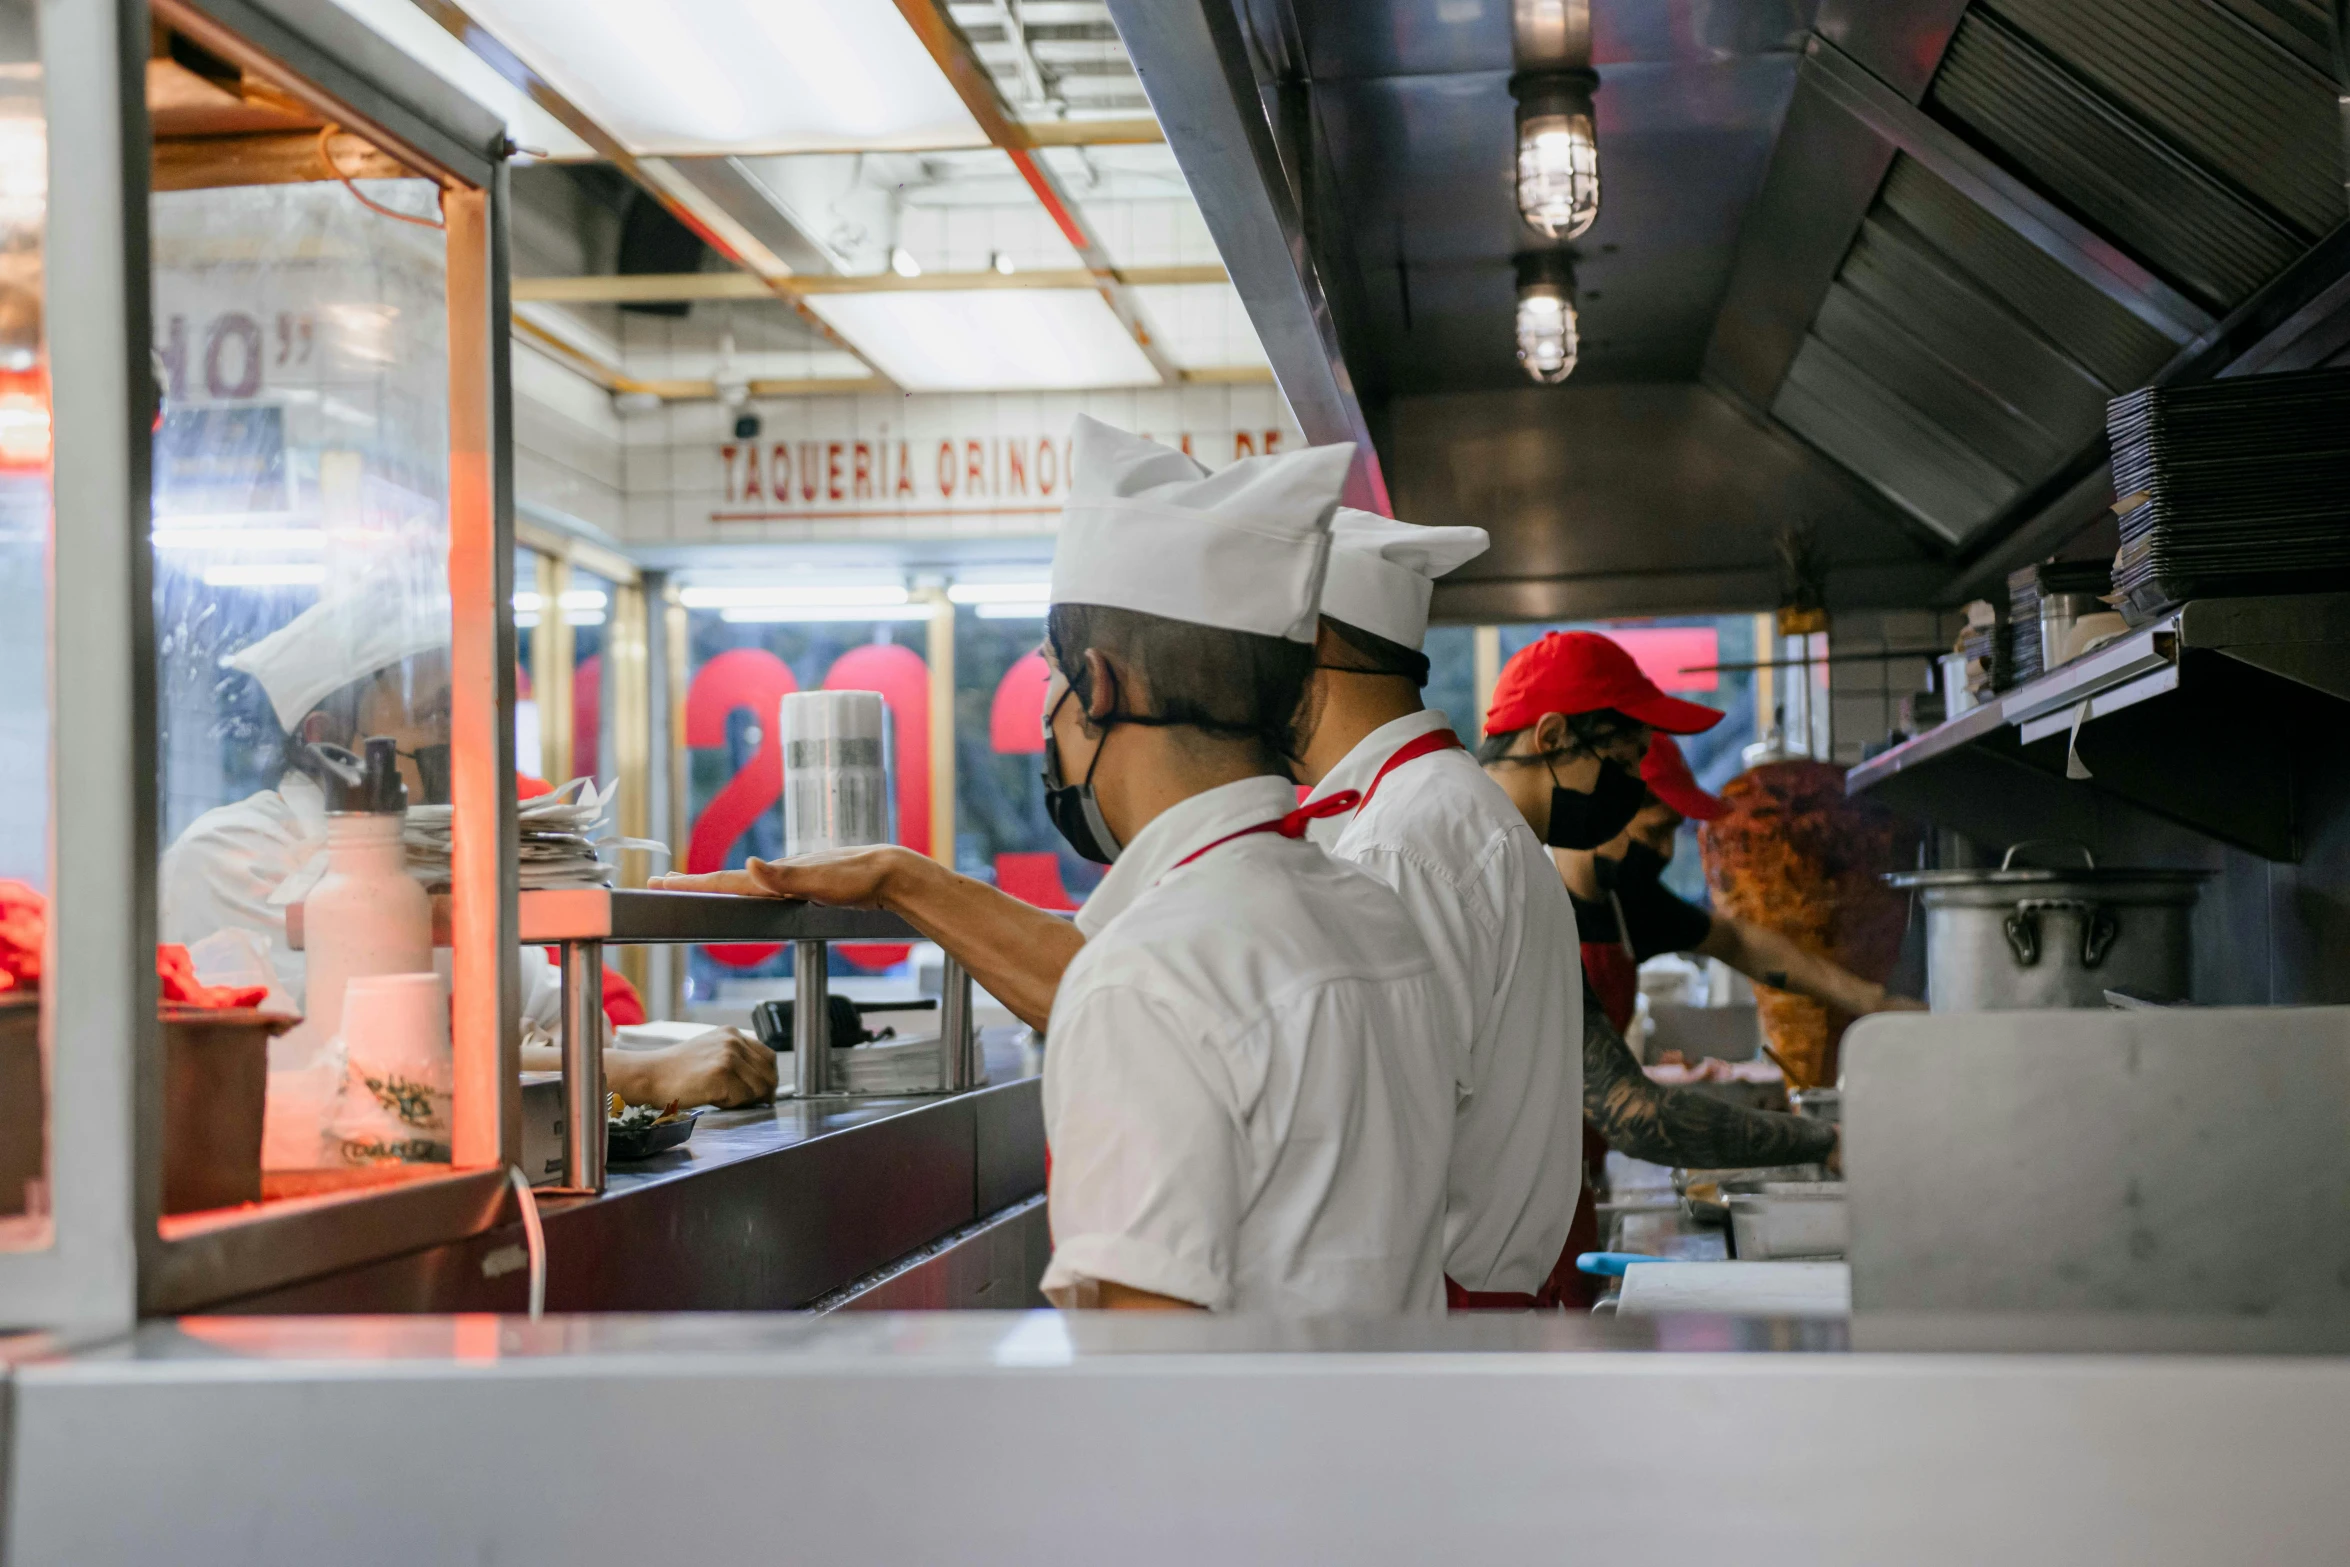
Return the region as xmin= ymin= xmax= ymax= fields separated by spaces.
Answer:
xmin=1041 ymin=687 xmax=1122 ymax=865
xmin=1594 ymin=838 xmax=1669 ymax=894
xmin=1544 ymin=756 xmax=1646 ymax=851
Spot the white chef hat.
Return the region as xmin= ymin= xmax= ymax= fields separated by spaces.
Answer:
xmin=1050 ymin=415 xmax=1354 ymax=644
xmin=224 ymin=574 xmax=452 ymax=732
xmin=1318 ymin=507 xmax=1490 ymax=650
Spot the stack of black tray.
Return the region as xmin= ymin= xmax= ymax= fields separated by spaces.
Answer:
xmin=2006 ymin=560 xmax=2113 ymax=685
xmin=2107 ymin=368 xmax=2350 ymax=619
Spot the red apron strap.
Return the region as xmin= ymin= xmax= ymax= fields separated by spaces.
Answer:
xmin=1356 ymin=727 xmax=1463 ymax=810
xmin=1170 ymin=789 xmax=1362 ymax=871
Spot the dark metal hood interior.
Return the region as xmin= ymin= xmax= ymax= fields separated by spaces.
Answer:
xmin=1106 ymin=0 xmax=2350 ymax=617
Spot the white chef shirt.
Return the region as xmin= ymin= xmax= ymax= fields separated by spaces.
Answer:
xmin=1041 ymin=774 xmax=1454 ymax=1314
xmin=1304 ymin=709 xmax=1585 ymax=1297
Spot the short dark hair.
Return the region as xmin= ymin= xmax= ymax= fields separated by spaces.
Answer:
xmin=1475 ymin=706 xmax=1643 ymax=767
xmin=1046 ymin=602 xmax=1315 ymax=766
xmin=1320 ymin=614 xmax=1431 ymax=687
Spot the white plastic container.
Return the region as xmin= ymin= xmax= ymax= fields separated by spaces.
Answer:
xmin=264 ymin=739 xmax=432 ymax=1169
xmin=1728 ymin=1183 xmax=1849 ymax=1260
xmin=779 ymin=690 xmax=890 ymax=856
xmin=331 ymin=972 xmax=452 ymax=1165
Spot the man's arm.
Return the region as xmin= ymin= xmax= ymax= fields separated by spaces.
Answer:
xmin=655 ymin=847 xmax=1081 ymax=1031
xmin=1694 ymin=916 xmax=1924 ymax=1016
xmin=1581 ymin=989 xmax=1835 ymax=1169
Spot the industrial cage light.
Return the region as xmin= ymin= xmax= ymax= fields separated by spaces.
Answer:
xmin=1510 ymin=69 xmax=1600 ymax=241
xmin=1514 ymin=250 xmax=1579 ymax=384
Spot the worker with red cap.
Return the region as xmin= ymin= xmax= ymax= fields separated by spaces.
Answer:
xmin=1478 ymin=632 xmax=1901 ymax=1293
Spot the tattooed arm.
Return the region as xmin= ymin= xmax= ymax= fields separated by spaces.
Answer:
xmin=1582 ymin=989 xmax=1837 ymax=1169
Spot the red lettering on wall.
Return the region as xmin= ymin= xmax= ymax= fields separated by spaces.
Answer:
xmin=1234 ymin=432 xmax=1256 ymax=459
xmin=800 ymin=442 xmax=819 ymax=502
xmin=719 ymin=443 xmax=739 ymax=502
xmin=1179 ymin=433 xmax=1194 ymax=458
xmin=684 ymin=648 xmax=800 ymax=966
xmin=937 ymin=440 xmax=956 ymax=496
xmin=852 ymin=440 xmax=873 ymax=500
xmin=896 ymin=440 xmax=915 ymax=498
xmin=741 ymin=443 xmax=763 ymax=503
xmin=826 ymin=441 xmax=844 ymax=501
xmin=1037 ymin=437 xmax=1057 ymax=496
xmin=1006 ymin=440 xmax=1026 ymax=496
xmin=965 ymin=440 xmax=984 ymax=494
xmin=771 ymin=443 xmax=791 ymax=503
xmin=1263 ymin=429 xmax=1282 ymax=454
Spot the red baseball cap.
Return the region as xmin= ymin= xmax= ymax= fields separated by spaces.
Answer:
xmin=1483 ymin=631 xmax=1726 ymax=737
xmin=1640 ymin=734 xmax=1725 ymax=820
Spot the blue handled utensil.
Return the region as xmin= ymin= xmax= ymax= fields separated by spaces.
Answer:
xmin=1576 ymin=1251 xmax=1695 ymax=1277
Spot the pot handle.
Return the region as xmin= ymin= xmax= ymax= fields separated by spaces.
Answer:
xmin=2004 ymin=897 xmax=2120 ymax=969
xmin=2001 ymin=839 xmax=2097 ymax=872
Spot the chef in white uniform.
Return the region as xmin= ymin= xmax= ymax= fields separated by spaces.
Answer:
xmin=162 ymin=585 xmax=773 ymax=1124
xmin=1290 ymin=510 xmax=1586 ymax=1306
xmin=1034 ymin=418 xmax=1455 ymax=1314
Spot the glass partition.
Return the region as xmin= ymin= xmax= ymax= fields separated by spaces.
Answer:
xmin=0 ymin=0 xmax=45 ymax=1242
xmin=144 ymin=18 xmax=492 ymax=1221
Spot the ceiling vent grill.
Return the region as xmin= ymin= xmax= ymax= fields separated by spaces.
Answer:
xmin=1876 ymin=157 xmax=2173 ymax=394
xmin=1929 ymin=8 xmax=2303 ymax=311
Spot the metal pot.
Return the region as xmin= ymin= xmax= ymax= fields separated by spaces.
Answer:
xmin=1885 ymin=842 xmax=2207 ymax=1012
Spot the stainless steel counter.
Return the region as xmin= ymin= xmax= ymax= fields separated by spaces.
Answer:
xmin=206 ymin=1031 xmax=1045 ymax=1314
xmin=8 ymin=1310 xmax=2347 ymax=1565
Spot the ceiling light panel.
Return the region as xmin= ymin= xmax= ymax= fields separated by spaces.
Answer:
xmin=1130 ymin=284 xmax=1269 ymax=371
xmin=456 ymin=0 xmax=988 ymax=155
xmin=802 ymin=290 xmax=1159 ymax=392
xmin=324 ymin=0 xmax=593 ymax=159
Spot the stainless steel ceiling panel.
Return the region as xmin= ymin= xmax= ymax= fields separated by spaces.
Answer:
xmin=1989 ymin=0 xmax=2338 ymax=237
xmin=1839 ymin=211 xmax=2111 ymax=444
xmin=1809 ymin=280 xmax=2061 ymax=482
xmin=1702 ymin=61 xmax=1896 ymax=407
xmin=1317 ymin=56 xmax=1799 ymax=390
xmin=1280 ymin=0 xmax=1814 ymax=82
xmin=1774 ymin=334 xmax=2017 ymax=542
xmin=1814 ymin=0 xmax=1970 ymax=100
xmin=1877 ymin=155 xmax=2173 ymax=392
xmin=1929 ymin=11 xmax=2304 ymax=311
xmin=2211 ymin=0 xmax=2335 ymax=77
xmin=1389 ymin=383 xmax=1938 ymax=616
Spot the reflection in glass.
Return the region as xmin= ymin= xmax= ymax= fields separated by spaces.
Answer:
xmin=149 ymin=169 xmax=454 ymax=1173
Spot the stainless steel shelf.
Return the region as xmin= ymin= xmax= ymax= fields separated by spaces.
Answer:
xmin=289 ymin=888 xmax=915 ymax=949
xmin=1848 ymin=594 xmax=2350 ymax=861
xmin=519 ymin=888 xmax=915 ymax=945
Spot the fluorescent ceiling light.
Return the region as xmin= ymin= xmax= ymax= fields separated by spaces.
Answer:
xmin=152 ymin=527 xmax=323 ymax=552
xmin=202 ymin=563 xmax=326 ymax=587
xmin=974 ymin=602 xmax=1049 ymax=620
xmin=456 ymin=0 xmax=986 ymax=155
xmin=804 ymin=291 xmax=1158 ymax=392
xmin=322 ymin=0 xmax=594 ymax=159
xmin=719 ymin=603 xmax=933 ymax=624
xmin=680 ymin=584 xmax=908 ymax=609
xmin=516 ymin=611 xmax=542 ymax=629
xmin=947 ymin=582 xmax=1053 ymax=605
xmin=564 ymin=609 xmax=607 ymax=627
xmin=559 ymin=588 xmax=608 ymax=610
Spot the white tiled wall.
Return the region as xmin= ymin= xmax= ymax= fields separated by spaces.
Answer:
xmin=1827 ymin=608 xmax=1964 ymax=761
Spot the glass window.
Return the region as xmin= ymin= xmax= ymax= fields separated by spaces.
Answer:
xmin=147 ymin=44 xmax=470 ymax=1198
xmin=0 ymin=0 xmax=45 ymax=1237
xmin=512 ymin=544 xmax=542 ymax=779
xmin=952 ymin=604 xmax=1099 ymax=913
xmin=567 ymin=566 xmax=612 ymax=792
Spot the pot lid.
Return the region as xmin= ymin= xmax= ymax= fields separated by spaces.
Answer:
xmin=1884 ymin=866 xmax=2214 ymax=888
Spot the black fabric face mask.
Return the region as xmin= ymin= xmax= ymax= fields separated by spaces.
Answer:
xmin=1544 ymin=756 xmax=1646 ymax=851
xmin=1594 ymin=838 xmax=1669 ymax=894
xmin=1041 ymin=686 xmax=1122 ymax=865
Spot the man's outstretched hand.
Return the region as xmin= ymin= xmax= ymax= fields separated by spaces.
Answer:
xmin=652 ymin=844 xmax=934 ymax=910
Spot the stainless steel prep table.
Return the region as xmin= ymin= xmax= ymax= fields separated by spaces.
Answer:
xmin=205 ymin=1030 xmax=1045 ymax=1315
xmin=8 ymin=1310 xmax=2347 ymax=1566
